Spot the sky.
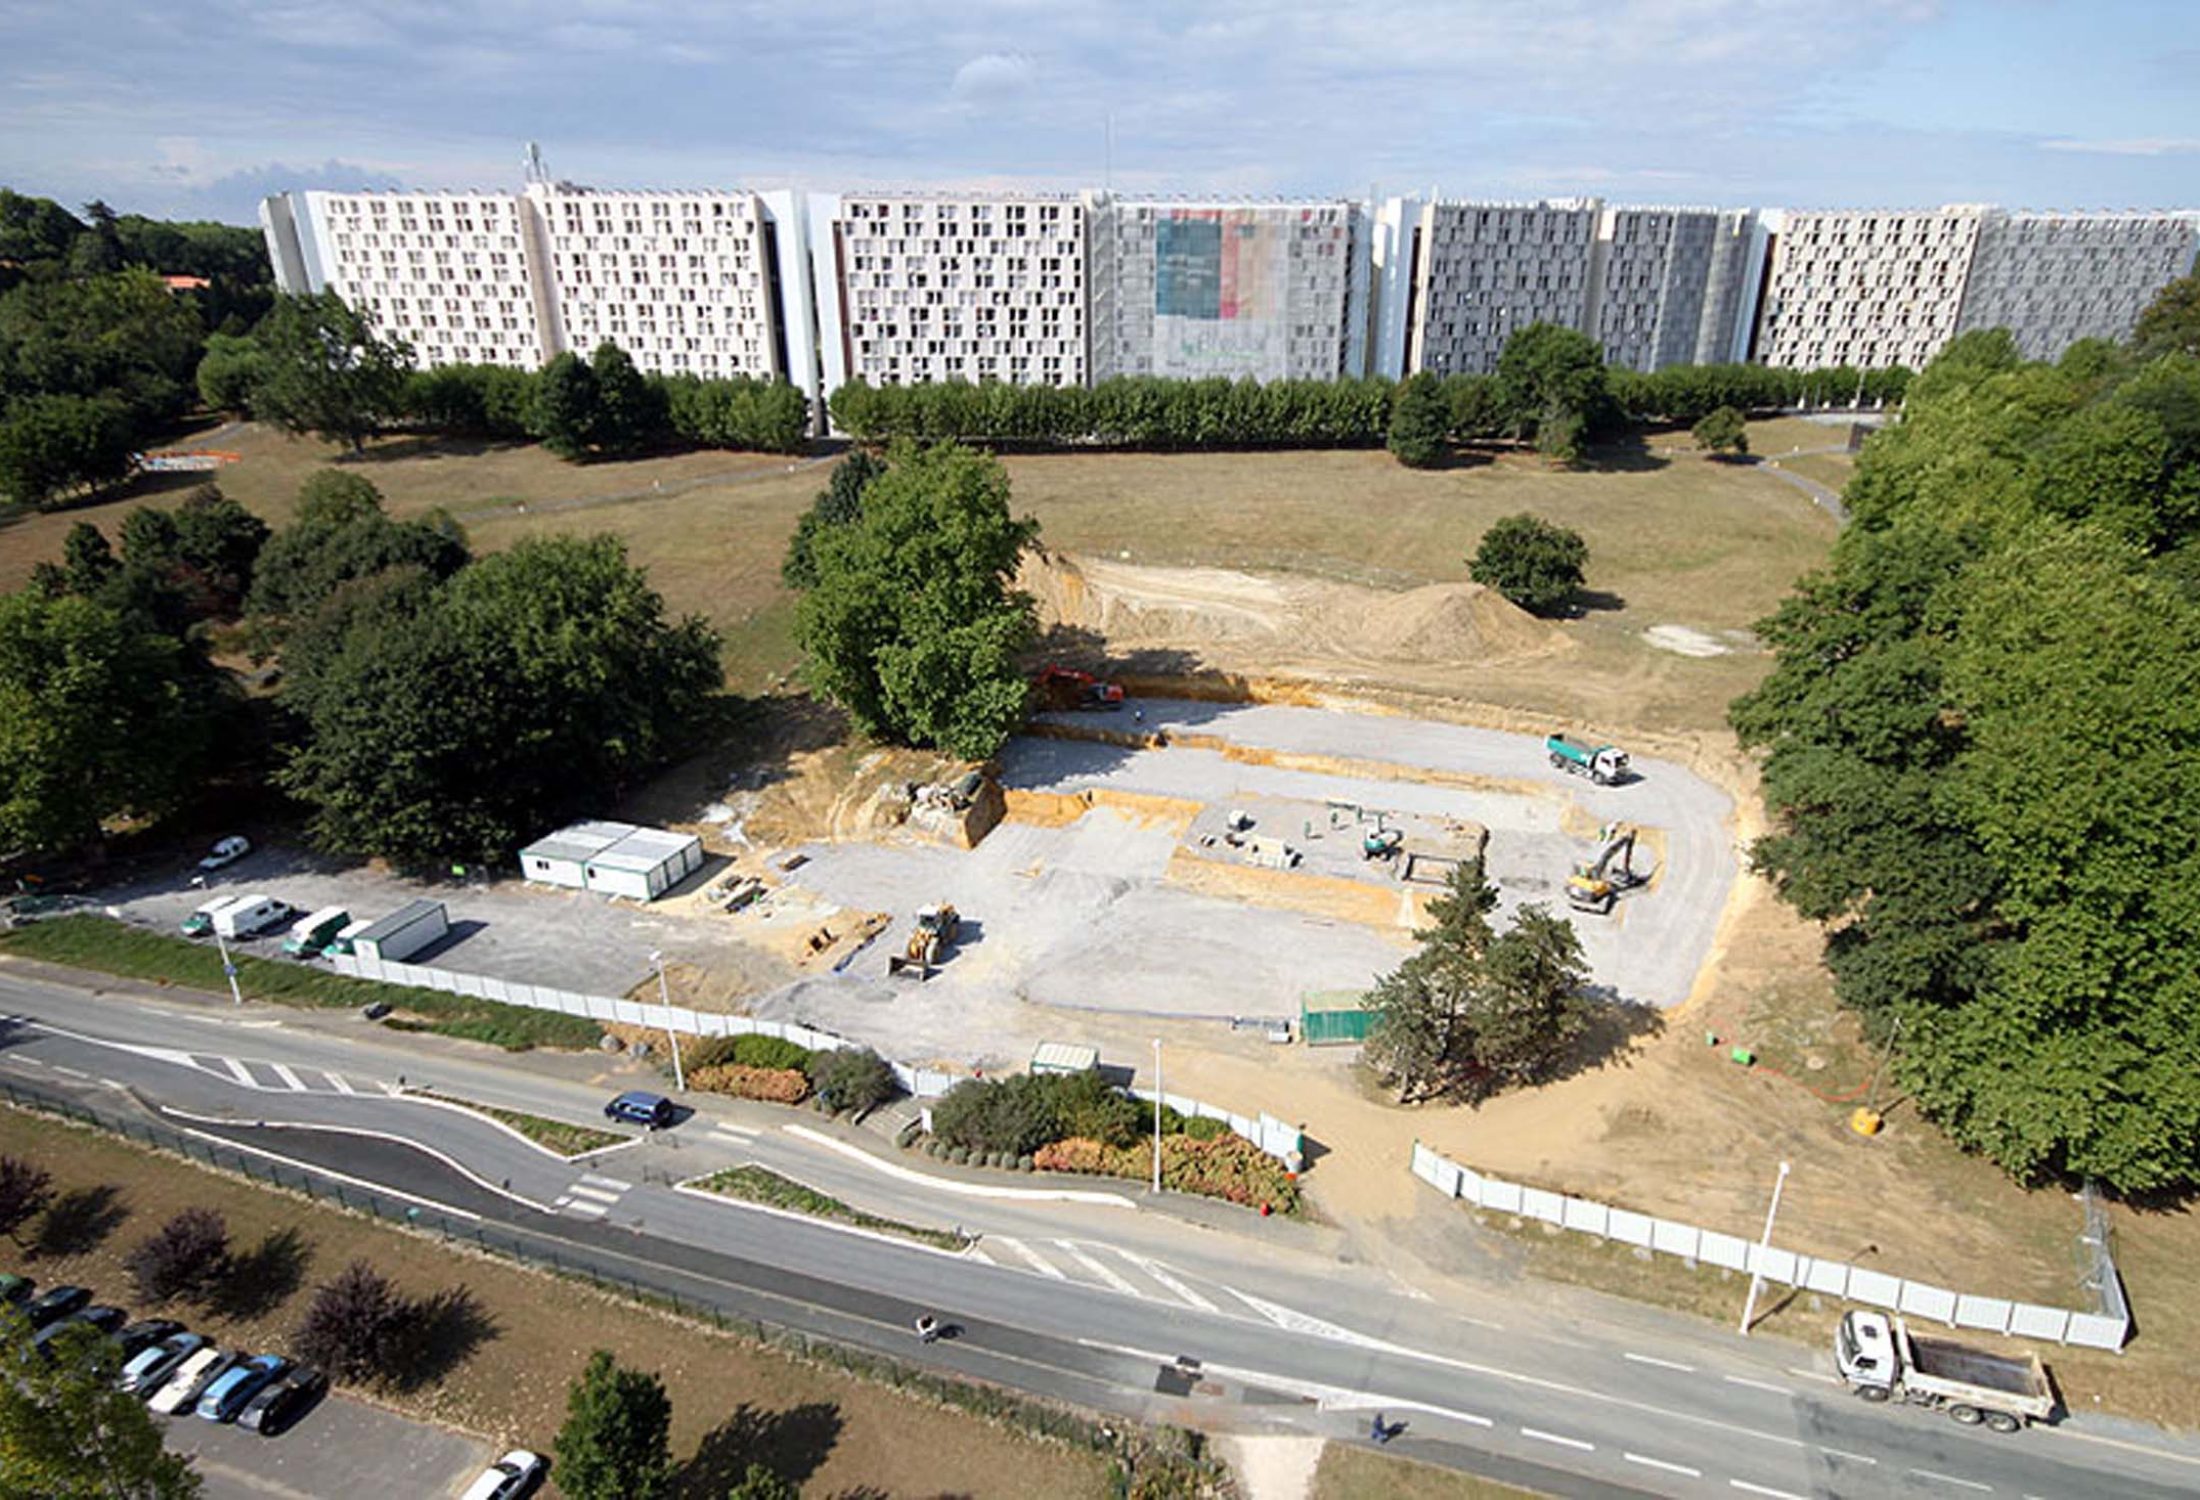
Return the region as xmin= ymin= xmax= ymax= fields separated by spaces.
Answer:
xmin=3 ymin=0 xmax=2197 ymax=225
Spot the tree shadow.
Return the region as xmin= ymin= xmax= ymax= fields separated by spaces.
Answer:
xmin=208 ymin=1227 xmax=313 ymax=1319
xmin=677 ymin=1401 xmax=843 ymax=1498
xmin=387 ymin=1284 xmax=498 ymax=1392
xmin=1579 ymin=435 xmax=1670 ymax=473
xmin=1543 ymin=995 xmax=1667 ymax=1087
xmin=32 ymin=1185 xmax=128 ymax=1259
xmin=340 ymin=434 xmax=513 ymax=465
xmin=1565 ymin=589 xmax=1628 ymax=617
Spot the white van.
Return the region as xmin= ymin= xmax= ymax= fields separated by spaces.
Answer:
xmin=211 ymin=894 xmax=287 ymax=940
xmin=180 ymin=894 xmax=243 ymax=938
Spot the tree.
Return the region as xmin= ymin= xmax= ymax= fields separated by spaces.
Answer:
xmin=0 ymin=393 xmax=138 ymax=509
xmin=782 ymin=448 xmax=884 ymax=589
xmin=1692 ymin=404 xmax=1749 ymax=457
xmin=247 ymin=472 xmax=467 ymax=624
xmin=0 ymin=1158 xmax=53 ymax=1244
xmin=249 ymin=292 xmax=410 ymax=452
xmin=792 ymin=442 xmax=1038 ymax=760
xmin=123 ymin=1209 xmax=231 ymax=1303
xmin=588 ymin=342 xmax=664 ymax=455
xmin=1471 ymin=905 xmax=1594 ymax=1090
xmin=61 ymin=523 xmax=119 ymax=595
xmin=195 ymin=331 xmax=269 ymax=415
xmin=1493 ymin=322 xmax=1609 ymax=462
xmin=808 ymin=1046 xmax=898 ymax=1113
xmin=531 ymin=351 xmax=599 ymax=460
xmin=292 ymin=1261 xmax=409 ymax=1382
xmin=2132 ymin=272 xmax=2200 ymax=361
xmin=0 ymin=1313 xmax=203 ymax=1498
xmin=0 ymin=269 xmax=203 ymax=425
xmin=724 ymin=1465 xmax=797 ymax=1500
xmin=1468 ymin=513 xmax=1588 ymax=615
xmin=553 ymin=1349 xmax=672 ymax=1500
xmin=278 ymin=534 xmax=719 ymax=863
xmin=0 ymin=590 xmax=216 ymax=856
xmin=1386 ymin=372 xmax=1451 ymax=468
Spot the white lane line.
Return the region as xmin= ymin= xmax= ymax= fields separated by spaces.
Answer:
xmin=1730 ymin=1482 xmax=1807 ymax=1500
xmin=1783 ymin=1366 xmax=1839 ymax=1384
xmin=557 ymin=1199 xmax=608 ymax=1220
xmin=994 ymin=1237 xmax=1065 ymax=1279
xmin=1910 ymin=1470 xmax=1993 ymax=1492
xmin=220 ymin=1057 xmax=254 ymax=1088
xmin=157 ymin=1117 xmax=481 ymax=1221
xmin=9 ymin=1056 xmax=45 ymax=1067
xmin=1723 ymin=1374 xmax=1792 ymax=1395
xmin=581 ymin=1173 xmax=632 ymax=1192
xmin=1112 ymin=1248 xmax=1219 ymax=1313
xmin=1625 ymin=1453 xmax=1701 ymax=1477
xmin=1817 ymin=1445 xmax=1877 ymax=1466
xmin=1624 ymin=1351 xmax=1696 ymax=1373
xmin=51 ymin=1063 xmax=88 ymax=1079
xmin=965 ymin=1247 xmax=997 ymax=1267
xmin=1055 ymin=1239 xmax=1143 ymax=1299
xmin=156 ymin=1103 xmax=553 ymax=1213
xmin=270 ymin=1062 xmax=305 ymax=1091
xmin=1520 ymin=1427 xmax=1593 ymax=1452
xmin=325 ymin=1072 xmax=354 ymax=1094
xmin=565 ymin=1183 xmax=623 ymax=1205
xmin=712 ymin=1123 xmax=759 ymax=1140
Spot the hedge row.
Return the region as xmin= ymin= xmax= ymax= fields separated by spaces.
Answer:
xmin=397 ymin=361 xmax=809 ymax=453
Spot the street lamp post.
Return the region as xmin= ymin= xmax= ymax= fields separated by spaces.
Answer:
xmin=1150 ymin=1038 xmax=1163 ymax=1194
xmin=650 ymin=950 xmax=685 ymax=1092
xmin=1738 ymin=1159 xmax=1792 ymax=1335
xmin=212 ymin=927 xmax=244 ymax=1007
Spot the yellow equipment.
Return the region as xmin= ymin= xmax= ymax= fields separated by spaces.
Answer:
xmin=887 ymin=904 xmax=961 ymax=980
xmin=1566 ymin=824 xmax=1644 ymax=914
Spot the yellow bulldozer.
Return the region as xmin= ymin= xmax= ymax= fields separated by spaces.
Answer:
xmin=887 ymin=903 xmax=961 ymax=980
xmin=1566 ymin=824 xmax=1645 ymax=915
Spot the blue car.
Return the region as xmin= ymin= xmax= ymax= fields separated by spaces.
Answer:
xmin=119 ymin=1332 xmax=207 ymax=1397
xmin=603 ymin=1090 xmax=673 ymax=1128
xmin=195 ymin=1353 xmax=290 ymax=1422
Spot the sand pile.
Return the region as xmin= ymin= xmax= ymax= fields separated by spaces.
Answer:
xmin=1356 ymin=580 xmax=1554 ymax=661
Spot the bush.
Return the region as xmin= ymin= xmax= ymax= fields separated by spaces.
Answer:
xmin=1181 ymin=1115 xmax=1228 ymax=1142
xmin=896 ymin=1122 xmax=923 ymax=1149
xmin=689 ymin=1064 xmax=810 ymax=1105
xmin=685 ymin=1033 xmax=815 ymax=1072
xmin=1468 ymin=513 xmax=1589 ymax=616
xmin=808 ymin=1046 xmax=898 ymax=1113
xmin=929 ymin=1069 xmax=1148 ymax=1158
xmin=123 ymin=1208 xmax=230 ymax=1302
xmin=293 ymin=1260 xmax=408 ymax=1382
xmin=1033 ymin=1134 xmax=1300 ymax=1215
xmin=1692 ymin=404 xmax=1749 ymax=456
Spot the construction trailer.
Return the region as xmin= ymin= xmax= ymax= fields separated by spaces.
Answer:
xmin=1030 ymin=1041 xmax=1100 ymax=1076
xmin=350 ymin=899 xmax=448 ymax=964
xmin=1300 ymin=992 xmax=1374 ymax=1046
xmin=520 ymin=820 xmax=704 ymax=901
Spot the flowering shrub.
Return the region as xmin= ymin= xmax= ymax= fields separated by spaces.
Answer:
xmin=690 ymin=1063 xmax=810 ymax=1104
xmin=1031 ymin=1133 xmax=1300 ymax=1215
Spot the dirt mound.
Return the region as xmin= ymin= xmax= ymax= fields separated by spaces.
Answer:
xmin=1022 ymin=550 xmax=1558 ymax=678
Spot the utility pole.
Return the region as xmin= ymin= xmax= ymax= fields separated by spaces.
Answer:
xmin=1739 ymin=1160 xmax=1792 ymax=1335
xmin=1151 ymin=1038 xmax=1163 ymax=1194
xmin=212 ymin=927 xmax=244 ymax=1007
xmin=650 ymin=950 xmax=685 ymax=1092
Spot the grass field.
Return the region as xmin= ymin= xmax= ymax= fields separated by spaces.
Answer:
xmin=1312 ymin=1443 xmax=1543 ymax=1498
xmin=0 ymin=1104 xmax=1112 ymax=1499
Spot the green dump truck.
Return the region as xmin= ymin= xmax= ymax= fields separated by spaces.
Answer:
xmin=1545 ymin=733 xmax=1630 ymax=786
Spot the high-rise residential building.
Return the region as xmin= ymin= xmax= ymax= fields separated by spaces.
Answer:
xmin=1956 ymin=211 xmax=2200 ymax=361
xmin=1696 ymin=212 xmax=1764 ymax=366
xmin=815 ymin=191 xmax=1086 ymax=391
xmin=1085 ymin=196 xmax=1370 ymax=382
xmin=1750 ymin=208 xmax=1986 ymax=370
xmin=1403 ymin=200 xmax=1600 ymax=376
xmin=1588 ymin=207 xmax=1757 ymax=373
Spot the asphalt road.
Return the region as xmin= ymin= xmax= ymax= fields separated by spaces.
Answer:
xmin=4 ymin=969 xmax=2196 ymax=1500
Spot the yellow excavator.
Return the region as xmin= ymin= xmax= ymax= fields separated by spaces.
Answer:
xmin=1566 ymin=824 xmax=1645 ymax=915
xmin=887 ymin=904 xmax=961 ymax=979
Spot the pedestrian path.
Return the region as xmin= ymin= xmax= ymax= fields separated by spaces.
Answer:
xmin=553 ymin=1172 xmax=633 ymax=1221
xmin=969 ymin=1234 xmax=1224 ymax=1314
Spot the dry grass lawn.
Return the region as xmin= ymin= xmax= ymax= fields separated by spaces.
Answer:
xmin=0 ymin=1105 xmax=1110 ymax=1499
xmin=1311 ymin=1442 xmax=1543 ymax=1498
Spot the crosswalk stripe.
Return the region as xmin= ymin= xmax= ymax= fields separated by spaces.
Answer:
xmin=325 ymin=1072 xmax=354 ymax=1094
xmin=712 ymin=1123 xmax=759 ymax=1140
xmin=270 ymin=1062 xmax=305 ymax=1091
xmin=1114 ymin=1249 xmax=1218 ymax=1312
xmin=556 ymin=1199 xmax=608 ymax=1219
xmin=581 ymin=1173 xmax=632 ymax=1192
xmin=1055 ymin=1240 xmax=1141 ymax=1298
xmin=994 ymin=1237 xmax=1065 ymax=1279
xmin=220 ymin=1057 xmax=255 ymax=1088
xmin=566 ymin=1183 xmax=622 ymax=1205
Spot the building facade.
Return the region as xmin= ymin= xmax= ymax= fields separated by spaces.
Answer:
xmin=1086 ymin=196 xmax=1369 ymax=382
xmin=1406 ymin=200 xmax=1600 ymax=376
xmin=1589 ymin=207 xmax=1736 ymax=373
xmin=1750 ymin=208 xmax=1986 ymax=370
xmin=1956 ymin=211 xmax=2200 ymax=361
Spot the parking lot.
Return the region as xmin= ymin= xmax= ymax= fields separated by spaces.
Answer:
xmin=161 ymin=1392 xmax=489 ymax=1499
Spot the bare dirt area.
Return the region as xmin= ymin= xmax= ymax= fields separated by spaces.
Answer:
xmin=0 ymin=1106 xmax=1112 ymax=1499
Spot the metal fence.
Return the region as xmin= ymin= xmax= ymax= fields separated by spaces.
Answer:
xmin=1409 ymin=1141 xmax=2129 ymax=1352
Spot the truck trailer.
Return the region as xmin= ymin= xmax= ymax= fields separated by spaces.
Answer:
xmin=1545 ymin=733 xmax=1629 ymax=786
xmin=348 ymin=899 xmax=449 ymax=964
xmin=1834 ymin=1310 xmax=2053 ymax=1432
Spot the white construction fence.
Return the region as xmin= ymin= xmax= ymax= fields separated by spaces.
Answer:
xmin=1410 ymin=1141 xmax=2128 ymax=1352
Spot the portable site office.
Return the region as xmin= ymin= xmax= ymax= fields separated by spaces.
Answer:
xmin=519 ymin=820 xmax=704 ymax=902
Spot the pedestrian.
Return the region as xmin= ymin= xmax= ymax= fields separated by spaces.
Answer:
xmin=1370 ymin=1412 xmax=1388 ymax=1444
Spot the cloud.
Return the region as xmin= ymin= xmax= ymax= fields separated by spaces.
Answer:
xmin=2040 ymin=137 xmax=2200 ymax=157
xmin=949 ymin=51 xmax=1037 ymax=103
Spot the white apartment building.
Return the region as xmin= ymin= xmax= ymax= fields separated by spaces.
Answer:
xmin=1956 ymin=211 xmax=2200 ymax=361
xmin=523 ymin=185 xmax=786 ymax=381
xmin=1405 ymin=200 xmax=1600 ymax=376
xmin=1086 ymin=196 xmax=1370 ymax=382
xmin=1752 ymin=208 xmax=1986 ymax=370
xmin=818 ymin=192 xmax=1086 ymax=390
xmin=1588 ymin=208 xmax=1756 ymax=373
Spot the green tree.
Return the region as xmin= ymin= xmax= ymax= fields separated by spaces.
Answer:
xmin=531 ymin=351 xmax=599 ymax=459
xmin=249 ymin=292 xmax=410 ymax=452
xmin=782 ymin=448 xmax=884 ymax=589
xmin=1467 ymin=513 xmax=1588 ymax=615
xmin=247 ymin=472 xmax=467 ymax=624
xmin=589 ymin=342 xmax=664 ymax=455
xmin=0 ymin=269 xmax=203 ymax=424
xmin=792 ymin=442 xmax=1038 ymax=759
xmin=278 ymin=534 xmax=719 ymax=863
xmin=195 ymin=331 xmax=269 ymax=414
xmin=0 ymin=1312 xmax=202 ymax=1498
xmin=61 ymin=522 xmax=119 ymax=595
xmin=554 ymin=1349 xmax=672 ymax=1500
xmin=2132 ymin=272 xmax=2200 ymax=361
xmin=723 ymin=1464 xmax=798 ymax=1500
xmin=0 ymin=393 xmax=138 ymax=509
xmin=1472 ymin=905 xmax=1594 ymax=1090
xmin=1386 ymin=372 xmax=1451 ymax=468
xmin=0 ymin=590 xmax=214 ymax=855
xmin=1691 ymin=404 xmax=1749 ymax=457
xmin=1493 ymin=322 xmax=1609 ymax=462
xmin=1363 ymin=860 xmax=1500 ymax=1103
xmin=808 ymin=1046 xmax=898 ymax=1113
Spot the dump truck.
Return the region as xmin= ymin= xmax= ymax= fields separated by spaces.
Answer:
xmin=1545 ymin=733 xmax=1629 ymax=785
xmin=1566 ymin=824 xmax=1644 ymax=914
xmin=887 ymin=904 xmax=961 ymax=980
xmin=1036 ymin=665 xmax=1125 ymax=711
xmin=1834 ymin=1310 xmax=2053 ymax=1432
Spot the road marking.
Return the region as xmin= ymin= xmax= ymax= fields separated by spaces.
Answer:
xmin=51 ymin=1063 xmax=88 ymax=1079
xmin=1723 ymin=1374 xmax=1792 ymax=1395
xmin=324 ymin=1072 xmax=354 ymax=1094
xmin=1112 ymin=1248 xmax=1218 ymax=1312
xmin=566 ymin=1183 xmax=623 ymax=1204
xmin=11 ymin=1056 xmax=45 ymax=1067
xmin=156 ymin=1116 xmax=482 ymax=1220
xmin=1623 ymin=1351 xmax=1696 ymax=1373
xmin=270 ymin=1062 xmax=305 ymax=1091
xmin=220 ymin=1057 xmax=255 ymax=1088
xmin=712 ymin=1123 xmax=759 ymax=1140
xmin=555 ymin=1197 xmax=609 ymax=1220
xmin=1624 ymin=1453 xmax=1701 ymax=1477
xmin=965 ymin=1247 xmax=996 ymax=1266
xmin=1909 ymin=1470 xmax=1992 ymax=1492
xmin=156 ymin=1103 xmax=552 ymax=1213
xmin=994 ymin=1237 xmax=1065 ymax=1279
xmin=1816 ymin=1446 xmax=1877 ymax=1466
xmin=1055 ymin=1240 xmax=1142 ymax=1298
xmin=1730 ymin=1483 xmax=1807 ymax=1500
xmin=1520 ymin=1427 xmax=1593 ymax=1452
xmin=581 ymin=1173 xmax=632 ymax=1192
xmin=1783 ymin=1366 xmax=1840 ymax=1384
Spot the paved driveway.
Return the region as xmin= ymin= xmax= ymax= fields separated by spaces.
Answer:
xmin=161 ymin=1392 xmax=490 ymax=1499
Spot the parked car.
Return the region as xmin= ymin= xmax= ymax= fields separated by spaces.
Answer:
xmin=114 ymin=1318 xmax=185 ymax=1360
xmin=21 ymin=1284 xmax=89 ymax=1329
xmin=196 ymin=1353 xmax=289 ymax=1421
xmin=148 ymin=1347 xmax=237 ymax=1415
xmin=198 ymin=836 xmax=251 ymax=871
xmin=119 ymin=1332 xmax=208 ymax=1396
xmin=460 ymin=1450 xmax=548 ymax=1500
xmin=604 ymin=1090 xmax=674 ymax=1128
xmin=237 ymin=1363 xmax=326 ymax=1435
xmin=0 ymin=1273 xmax=32 ymax=1305
xmin=32 ymin=1304 xmax=126 ymax=1359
